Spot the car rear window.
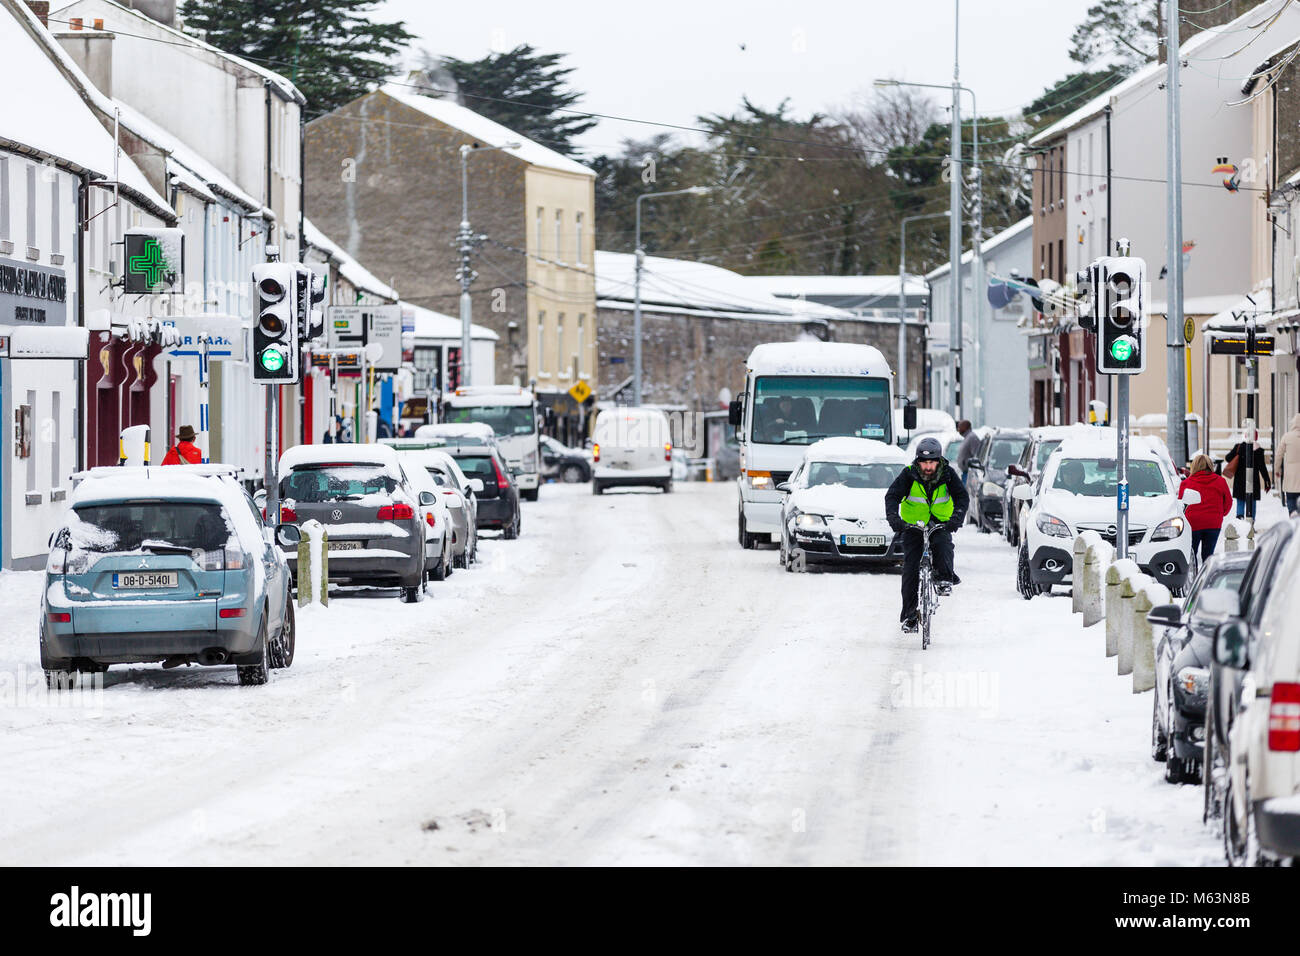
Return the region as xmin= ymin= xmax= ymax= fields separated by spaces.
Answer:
xmin=989 ymin=439 xmax=1027 ymax=469
xmin=281 ymin=464 xmax=398 ymax=502
xmin=71 ymin=502 xmax=230 ymax=553
xmin=455 ymin=456 xmax=496 ymax=481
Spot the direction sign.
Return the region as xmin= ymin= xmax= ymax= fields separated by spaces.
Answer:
xmin=326 ymin=305 xmax=402 ymax=371
xmin=568 ymin=379 xmax=592 ymax=404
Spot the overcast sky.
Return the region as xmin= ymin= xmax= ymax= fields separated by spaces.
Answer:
xmin=373 ymin=0 xmax=1100 ymax=158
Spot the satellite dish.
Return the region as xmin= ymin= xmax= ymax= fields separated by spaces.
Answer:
xmin=1023 ymin=276 xmax=1043 ymax=313
xmin=987 ymin=279 xmax=1018 ymax=310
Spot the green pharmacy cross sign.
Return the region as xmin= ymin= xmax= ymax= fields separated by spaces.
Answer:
xmin=123 ymin=230 xmax=184 ymax=294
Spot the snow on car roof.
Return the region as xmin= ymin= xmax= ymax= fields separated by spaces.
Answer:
xmin=1055 ymin=435 xmax=1164 ymax=461
xmin=806 ymin=437 xmax=908 ymax=464
xmin=415 ymin=422 xmax=497 ymax=439
xmin=279 ymin=442 xmax=402 ymax=473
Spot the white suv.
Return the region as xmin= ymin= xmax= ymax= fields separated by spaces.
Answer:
xmin=1013 ymin=435 xmax=1193 ymax=598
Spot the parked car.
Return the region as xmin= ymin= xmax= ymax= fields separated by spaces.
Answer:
xmin=540 ymin=435 xmax=592 ymax=483
xmin=1002 ymin=426 xmax=1075 ymax=546
xmin=1147 ymin=550 xmax=1251 ymax=784
xmin=1013 ymin=435 xmax=1193 ymax=598
xmin=437 ymin=440 xmax=522 ymax=539
xmin=592 ymin=406 xmax=674 ymax=494
xmin=964 ymin=427 xmax=1030 ymax=534
xmin=399 ymin=461 xmax=454 ymax=582
xmin=1201 ymin=519 xmax=1300 ymax=862
xmin=776 ymin=437 xmax=908 ymax=571
xmin=906 ymin=429 xmax=964 ymax=467
xmin=385 ymin=443 xmax=483 ymax=567
xmin=40 ymin=465 xmax=299 ymax=688
xmin=277 ymin=443 xmax=431 ymax=602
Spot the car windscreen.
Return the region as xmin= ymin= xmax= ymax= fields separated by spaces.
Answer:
xmin=1036 ymin=440 xmax=1062 ymax=469
xmin=447 ymin=405 xmax=535 ymax=436
xmin=70 ymin=502 xmax=230 ymax=554
xmin=752 ymin=376 xmax=891 ymax=445
xmin=805 ymin=461 xmax=899 ymax=489
xmin=281 ymin=464 xmax=398 ymax=502
xmin=945 ymin=439 xmax=962 ymax=461
xmin=989 ymin=439 xmax=1027 ymax=470
xmin=1050 ymin=458 xmax=1169 ymax=497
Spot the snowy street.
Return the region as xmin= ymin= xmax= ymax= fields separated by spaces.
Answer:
xmin=0 ymin=483 xmax=1223 ymax=865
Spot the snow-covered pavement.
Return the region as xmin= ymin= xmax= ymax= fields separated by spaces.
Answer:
xmin=0 ymin=482 xmax=1226 ymax=864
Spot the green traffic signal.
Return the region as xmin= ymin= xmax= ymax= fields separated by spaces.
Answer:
xmin=1110 ymin=338 xmax=1133 ymax=362
xmin=259 ymin=347 xmax=286 ymax=372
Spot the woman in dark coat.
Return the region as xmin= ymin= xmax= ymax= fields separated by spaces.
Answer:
xmin=1224 ymin=437 xmax=1271 ymax=518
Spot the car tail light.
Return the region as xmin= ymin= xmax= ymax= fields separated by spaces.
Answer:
xmin=280 ymin=505 xmax=297 ymax=523
xmin=378 ymin=503 xmax=415 ymax=520
xmin=593 ymin=442 xmax=600 ymax=463
xmin=219 ymin=608 xmax=246 ymax=619
xmin=197 ymin=549 xmax=224 ymax=571
xmin=47 ymin=612 xmax=71 ymax=623
xmin=47 ymin=548 xmax=66 ymax=574
xmin=1269 ymin=682 xmax=1300 ymax=751
xmin=664 ymin=443 xmax=672 ymax=462
xmin=224 ymin=549 xmax=246 ymax=570
xmin=492 ymin=457 xmax=510 ymax=491
xmin=425 ymin=512 xmax=436 ymax=528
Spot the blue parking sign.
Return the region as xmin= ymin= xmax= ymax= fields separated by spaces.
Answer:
xmin=1117 ymin=482 xmax=1129 ymax=512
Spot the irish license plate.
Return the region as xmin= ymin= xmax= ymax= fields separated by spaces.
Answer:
xmin=112 ymin=571 xmax=178 ymax=589
xmin=842 ymin=534 xmax=885 ymax=547
xmin=328 ymin=540 xmax=362 ymax=551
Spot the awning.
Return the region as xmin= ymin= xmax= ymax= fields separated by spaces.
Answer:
xmin=0 ymin=325 xmax=88 ymax=359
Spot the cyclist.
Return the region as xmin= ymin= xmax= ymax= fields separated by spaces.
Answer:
xmin=885 ymin=436 xmax=969 ymax=633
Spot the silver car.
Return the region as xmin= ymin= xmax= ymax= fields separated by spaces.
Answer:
xmin=388 ymin=445 xmax=483 ymax=568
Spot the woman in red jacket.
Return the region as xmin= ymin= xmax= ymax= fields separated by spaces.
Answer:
xmin=1178 ymin=454 xmax=1233 ymax=562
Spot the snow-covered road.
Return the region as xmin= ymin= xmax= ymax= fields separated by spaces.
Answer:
xmin=0 ymin=482 xmax=1224 ymax=864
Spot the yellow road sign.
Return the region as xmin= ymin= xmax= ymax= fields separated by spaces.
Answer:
xmin=568 ymin=379 xmax=592 ymax=403
xmin=1184 ymin=316 xmax=1195 ymax=343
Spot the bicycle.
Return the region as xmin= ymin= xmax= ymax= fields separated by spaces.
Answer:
xmin=915 ymin=521 xmax=940 ymax=650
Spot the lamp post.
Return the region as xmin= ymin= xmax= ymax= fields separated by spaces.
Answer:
xmin=458 ymin=141 xmax=520 ymax=388
xmin=634 ymin=186 xmax=711 ymax=405
xmin=875 ymin=73 xmax=980 ymax=420
xmin=898 ymin=211 xmax=950 ymax=405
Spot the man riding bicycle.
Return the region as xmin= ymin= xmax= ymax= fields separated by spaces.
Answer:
xmin=885 ymin=437 xmax=969 ymax=633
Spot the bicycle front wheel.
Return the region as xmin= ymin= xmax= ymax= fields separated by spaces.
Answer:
xmin=918 ymin=563 xmax=933 ymax=649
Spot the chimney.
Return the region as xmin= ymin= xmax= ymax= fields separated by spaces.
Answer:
xmin=126 ymin=0 xmax=177 ymax=28
xmin=24 ymin=2 xmax=49 ymax=26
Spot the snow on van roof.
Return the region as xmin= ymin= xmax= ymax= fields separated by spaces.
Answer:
xmin=415 ymin=422 xmax=497 ymax=439
xmin=279 ymin=442 xmax=401 ymax=473
xmin=806 ymin=437 xmax=908 ymax=464
xmin=745 ymin=341 xmax=891 ymax=377
xmin=444 ymin=386 xmax=531 ymax=406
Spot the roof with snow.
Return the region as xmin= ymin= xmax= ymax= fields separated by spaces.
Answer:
xmin=805 ymin=437 xmax=908 ymax=464
xmin=378 ymin=85 xmax=593 ymax=178
xmin=746 ymin=275 xmax=929 ymax=299
xmin=303 ymin=217 xmax=399 ymax=302
xmin=596 ymin=251 xmax=854 ymax=323
xmin=279 ymin=442 xmax=402 ymax=474
xmin=744 ymin=341 xmax=891 ymax=376
xmin=2 ymin=0 xmax=172 ymax=218
xmin=925 ymin=217 xmax=1033 ymax=281
xmin=404 ymin=302 xmax=498 ymax=342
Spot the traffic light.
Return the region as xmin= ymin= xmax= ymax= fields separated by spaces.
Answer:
xmin=1096 ymin=256 xmax=1145 ymax=374
xmin=251 ymin=263 xmax=300 ymax=383
xmin=296 ymin=265 xmax=326 ymax=343
xmin=1074 ymin=262 xmax=1100 ymax=332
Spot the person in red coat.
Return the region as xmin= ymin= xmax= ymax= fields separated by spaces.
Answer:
xmin=1178 ymin=453 xmax=1232 ymax=562
xmin=161 ymin=424 xmax=202 ymax=465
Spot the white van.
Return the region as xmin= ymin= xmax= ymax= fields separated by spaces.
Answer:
xmin=592 ymin=406 xmax=673 ymax=495
xmin=729 ymin=342 xmax=896 ymax=548
xmin=442 ymin=385 xmax=541 ymax=501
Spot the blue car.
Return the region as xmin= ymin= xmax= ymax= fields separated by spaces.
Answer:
xmin=40 ymin=466 xmax=300 ymax=688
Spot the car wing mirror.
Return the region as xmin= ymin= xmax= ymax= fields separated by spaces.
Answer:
xmin=1214 ymin=619 xmax=1251 ymax=670
xmin=1180 ymin=488 xmax=1202 ymax=507
xmin=728 ymin=399 xmax=743 ymax=427
xmin=275 ymin=523 xmax=302 ymax=547
xmin=1012 ymin=485 xmax=1034 ymax=501
xmin=1145 ymin=603 xmax=1183 ymax=629
xmin=418 ymin=491 xmax=436 ymax=507
xmin=776 ymin=482 xmax=791 ymax=494
xmin=468 ymin=478 xmax=485 ymax=493
xmin=902 ymin=403 xmax=918 ymax=432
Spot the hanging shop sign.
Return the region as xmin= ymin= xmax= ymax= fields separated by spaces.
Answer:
xmin=0 ymin=256 xmax=68 ymax=327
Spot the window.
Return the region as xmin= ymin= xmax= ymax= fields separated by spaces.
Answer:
xmin=0 ymin=157 xmax=9 ymax=240
xmin=537 ymin=311 xmax=547 ymax=375
xmin=51 ymin=392 xmax=61 ymax=487
xmin=26 ymin=390 xmax=37 ymax=493
xmin=556 ymin=314 xmax=565 ymax=378
xmin=51 ymin=178 xmax=60 ymax=255
xmin=1057 ymin=239 xmax=1064 ymax=283
xmin=555 ymin=209 xmax=564 ymax=262
xmin=575 ymin=212 xmax=584 ymax=264
xmin=26 ymin=164 xmax=37 ymax=251
xmin=576 ymin=313 xmax=586 ymax=374
xmin=536 ymin=207 xmax=544 ymax=255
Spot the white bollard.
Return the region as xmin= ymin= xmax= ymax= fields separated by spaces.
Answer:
xmin=1131 ymin=580 xmax=1171 ymax=694
xmin=1104 ymin=563 xmax=1123 ymax=658
xmin=298 ymin=519 xmax=329 ymax=608
xmin=1223 ymin=523 xmax=1239 ymax=553
xmin=1082 ymin=540 xmax=1113 ymax=628
xmin=1072 ymin=534 xmax=1090 ymax=615
xmin=1116 ymin=575 xmax=1138 ymax=676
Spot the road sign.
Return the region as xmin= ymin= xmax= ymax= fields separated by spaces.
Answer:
xmin=1209 ymin=334 xmax=1274 ymax=356
xmin=568 ymin=379 xmax=592 ymax=404
xmin=326 ymin=305 xmax=402 ymax=371
xmin=1117 ymin=482 xmax=1129 ymax=512
xmin=1183 ymin=316 xmax=1195 ymax=343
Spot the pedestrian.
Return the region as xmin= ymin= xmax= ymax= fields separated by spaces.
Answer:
xmin=1178 ymin=454 xmax=1232 ymax=562
xmin=1224 ymin=433 xmax=1271 ymax=518
xmin=161 ymin=425 xmax=201 ymax=465
xmin=955 ymin=419 xmax=980 ymax=483
xmin=1276 ymin=413 xmax=1300 ymax=516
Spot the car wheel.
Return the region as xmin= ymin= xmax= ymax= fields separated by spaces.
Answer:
xmin=739 ymin=507 xmax=758 ymax=550
xmin=562 ymin=465 xmax=584 ymax=483
xmin=237 ymin=614 xmax=271 ymax=686
xmin=44 ymin=667 xmax=78 ymax=690
xmin=1223 ymin=773 xmax=1271 ymax=866
xmin=1203 ymin=707 xmax=1222 ymax=824
xmin=271 ymin=601 xmax=295 ymax=669
xmin=663 ymin=479 xmax=673 ymax=494
xmin=504 ymin=512 xmax=520 ymax=539
xmin=521 ymin=487 xmax=538 ymax=502
xmin=1151 ymin=692 xmax=1168 ymax=762
xmin=1016 ymin=543 xmax=1035 ymax=600
xmin=432 ymin=553 xmax=447 ymax=582
xmin=592 ymin=481 xmax=604 ymax=496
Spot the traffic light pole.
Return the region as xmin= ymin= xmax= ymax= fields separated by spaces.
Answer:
xmin=1164 ymin=3 xmax=1189 ymax=465
xmin=1116 ymin=375 xmax=1130 ymax=560
xmin=266 ymin=385 xmax=279 ymax=526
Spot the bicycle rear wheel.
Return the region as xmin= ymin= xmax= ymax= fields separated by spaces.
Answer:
xmin=918 ymin=561 xmax=932 ymax=650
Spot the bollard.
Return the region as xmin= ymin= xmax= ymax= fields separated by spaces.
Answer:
xmin=1072 ymin=534 xmax=1090 ymax=615
xmin=1223 ymin=523 xmax=1239 ymax=553
xmin=1131 ymin=581 xmax=1171 ymax=694
xmin=298 ymin=519 xmax=329 ymax=608
xmin=1117 ymin=575 xmax=1138 ymax=676
xmin=1104 ymin=563 xmax=1124 ymax=657
xmin=1082 ymin=540 xmax=1113 ymax=628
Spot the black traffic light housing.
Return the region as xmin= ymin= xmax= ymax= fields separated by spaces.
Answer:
xmin=1096 ymin=256 xmax=1146 ymax=374
xmin=1075 ymin=263 xmax=1100 ymax=332
xmin=252 ymin=263 xmax=300 ymax=383
xmin=296 ymin=265 xmax=326 ymax=343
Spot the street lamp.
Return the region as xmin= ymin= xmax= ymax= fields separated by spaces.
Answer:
xmin=458 ymin=141 xmax=520 ymax=388
xmin=633 ymin=186 xmax=711 ymax=405
xmin=899 ymin=211 xmax=950 ymax=405
xmin=874 ymin=75 xmax=980 ymax=421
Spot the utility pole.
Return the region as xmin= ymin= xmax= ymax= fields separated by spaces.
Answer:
xmin=457 ymin=142 xmax=520 ymax=389
xmin=950 ymin=1 xmax=963 ymax=420
xmin=900 ymin=212 xmax=950 ymax=405
xmin=1164 ymin=3 xmax=1189 ymax=464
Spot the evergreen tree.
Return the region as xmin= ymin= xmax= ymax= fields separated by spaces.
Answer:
xmin=179 ymin=0 xmax=415 ymax=114
xmin=431 ymin=45 xmax=597 ymax=155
